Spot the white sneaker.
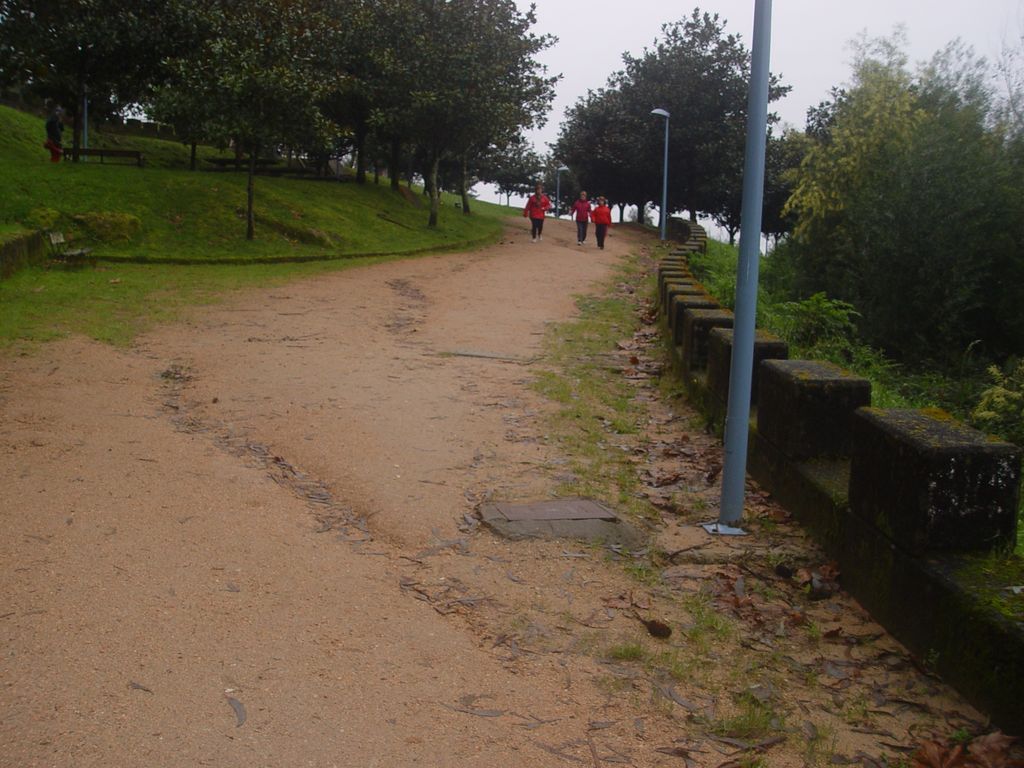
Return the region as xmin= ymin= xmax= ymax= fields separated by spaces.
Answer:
xmin=531 ymin=237 xmax=536 ymax=243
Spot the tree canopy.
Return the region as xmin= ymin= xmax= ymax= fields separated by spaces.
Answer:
xmin=553 ymin=9 xmax=789 ymax=232
xmin=0 ymin=0 xmax=556 ymax=233
xmin=778 ymin=32 xmax=1024 ymax=364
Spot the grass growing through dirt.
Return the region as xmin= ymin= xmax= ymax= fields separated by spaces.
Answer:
xmin=531 ymin=249 xmax=655 ymax=521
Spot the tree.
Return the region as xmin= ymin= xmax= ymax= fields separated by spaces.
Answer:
xmin=370 ymin=0 xmax=556 ymax=226
xmin=554 ymin=87 xmax=651 ymax=216
xmin=158 ymin=0 xmax=333 ymax=240
xmin=476 ymin=135 xmax=543 ymax=205
xmin=0 ymin=0 xmax=186 ymax=155
xmin=782 ymin=32 xmax=1024 ymax=363
xmin=760 ymin=129 xmax=809 ymax=244
xmin=555 ymin=9 xmax=788 ymax=228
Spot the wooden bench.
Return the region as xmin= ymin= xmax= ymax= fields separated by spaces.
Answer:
xmin=65 ymin=148 xmax=145 ymax=167
xmin=45 ymin=231 xmax=95 ymax=268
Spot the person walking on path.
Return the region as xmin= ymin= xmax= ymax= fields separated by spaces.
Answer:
xmin=523 ymin=183 xmax=551 ymax=242
xmin=570 ymin=191 xmax=592 ymax=245
xmin=44 ymin=107 xmax=64 ymax=163
xmin=592 ymin=196 xmax=612 ymax=249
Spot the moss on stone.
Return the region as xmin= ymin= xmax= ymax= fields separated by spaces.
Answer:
xmin=955 ymin=553 xmax=1024 ymax=622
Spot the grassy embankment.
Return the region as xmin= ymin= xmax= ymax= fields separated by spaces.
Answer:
xmin=0 ymin=105 xmax=509 ymax=348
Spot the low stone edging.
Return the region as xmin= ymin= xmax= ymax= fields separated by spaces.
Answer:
xmin=656 ymin=251 xmax=1024 ymax=733
xmin=0 ymin=231 xmax=46 ymax=279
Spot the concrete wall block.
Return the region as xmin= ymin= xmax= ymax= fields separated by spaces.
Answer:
xmin=757 ymin=359 xmax=871 ymax=460
xmin=849 ymin=408 xmax=1021 ymax=553
xmin=670 ymin=296 xmax=720 ymax=345
xmin=680 ymin=308 xmax=734 ymax=376
xmin=706 ymin=328 xmax=789 ymax=405
xmin=663 ymin=282 xmax=705 ymax=314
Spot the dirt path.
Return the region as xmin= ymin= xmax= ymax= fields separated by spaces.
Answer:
xmin=0 ymin=218 xmax=993 ymax=767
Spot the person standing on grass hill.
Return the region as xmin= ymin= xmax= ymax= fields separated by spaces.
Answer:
xmin=523 ymin=183 xmax=551 ymax=242
xmin=570 ymin=191 xmax=592 ymax=246
xmin=44 ymin=107 xmax=64 ymax=163
xmin=592 ymin=196 xmax=612 ymax=250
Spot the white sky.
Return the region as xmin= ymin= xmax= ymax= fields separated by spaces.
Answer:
xmin=520 ymin=0 xmax=1024 ymax=148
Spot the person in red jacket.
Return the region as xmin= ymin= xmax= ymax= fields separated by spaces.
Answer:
xmin=592 ymin=196 xmax=613 ymax=249
xmin=569 ymin=191 xmax=592 ymax=245
xmin=523 ymin=183 xmax=551 ymax=242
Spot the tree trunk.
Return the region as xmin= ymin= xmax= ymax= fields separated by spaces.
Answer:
xmin=428 ymin=155 xmax=440 ymax=227
xmin=189 ymin=140 xmax=197 ymax=171
xmin=728 ymin=226 xmax=737 ymax=246
xmin=390 ymin=137 xmax=401 ymax=191
xmin=355 ymin=121 xmax=368 ymax=184
xmin=460 ymin=156 xmax=471 ymax=215
xmin=617 ymin=203 xmax=625 ymax=222
xmin=70 ymin=109 xmax=81 ymax=161
xmin=689 ymin=210 xmax=697 ymax=222
xmin=246 ymin=148 xmax=257 ymax=241
xmin=70 ymin=79 xmax=83 ymax=161
xmin=374 ymin=161 xmax=380 ymax=185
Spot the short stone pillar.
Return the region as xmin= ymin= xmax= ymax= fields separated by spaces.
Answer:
xmin=657 ymin=265 xmax=690 ymax=282
xmin=706 ymin=328 xmax=789 ymax=406
xmin=670 ymin=295 xmax=720 ymax=344
xmin=849 ymin=408 xmax=1021 ymax=553
xmin=680 ymin=308 xmax=734 ymax=375
xmin=757 ymin=360 xmax=871 ymax=460
xmin=663 ymin=282 xmax=705 ymax=313
xmin=658 ymin=269 xmax=692 ymax=299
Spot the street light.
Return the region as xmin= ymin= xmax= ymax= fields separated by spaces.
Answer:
xmin=651 ymin=108 xmax=670 ymax=240
xmin=555 ymin=165 xmax=569 ymax=218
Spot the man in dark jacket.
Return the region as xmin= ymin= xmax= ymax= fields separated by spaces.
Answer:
xmin=44 ymin=107 xmax=64 ymax=163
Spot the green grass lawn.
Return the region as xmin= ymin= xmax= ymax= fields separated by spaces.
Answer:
xmin=0 ymin=104 xmax=512 ymax=348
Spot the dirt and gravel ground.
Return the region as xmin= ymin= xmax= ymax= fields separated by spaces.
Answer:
xmin=0 ymin=219 xmax=1002 ymax=767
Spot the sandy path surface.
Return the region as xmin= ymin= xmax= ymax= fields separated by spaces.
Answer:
xmin=0 ymin=218 xmax=989 ymax=767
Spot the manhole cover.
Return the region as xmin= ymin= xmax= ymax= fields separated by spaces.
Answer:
xmin=480 ymin=498 xmax=642 ymax=545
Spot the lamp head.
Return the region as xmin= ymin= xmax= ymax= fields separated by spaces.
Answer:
xmin=651 ymin=108 xmax=670 ymax=119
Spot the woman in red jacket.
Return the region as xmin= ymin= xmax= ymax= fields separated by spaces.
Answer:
xmin=523 ymin=183 xmax=551 ymax=242
xmin=592 ymin=196 xmax=613 ymax=249
xmin=570 ymin=191 xmax=592 ymax=245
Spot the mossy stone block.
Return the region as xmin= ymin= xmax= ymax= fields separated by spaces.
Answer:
xmin=757 ymin=359 xmax=871 ymax=460
xmin=658 ymin=271 xmax=691 ymax=296
xmin=662 ymin=281 xmax=704 ymax=313
xmin=658 ymin=261 xmax=689 ymax=276
xmin=706 ymin=327 xmax=789 ymax=405
xmin=680 ymin=308 xmax=734 ymax=376
xmin=670 ymin=295 xmax=720 ymax=344
xmin=658 ymin=273 xmax=694 ymax=301
xmin=849 ymin=408 xmax=1021 ymax=554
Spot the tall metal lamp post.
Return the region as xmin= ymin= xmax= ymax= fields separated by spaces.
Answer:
xmin=704 ymin=0 xmax=774 ymax=536
xmin=650 ymin=108 xmax=670 ymax=240
xmin=555 ymin=165 xmax=569 ymax=218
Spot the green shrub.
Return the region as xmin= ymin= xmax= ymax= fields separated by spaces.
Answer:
xmin=24 ymin=207 xmax=60 ymax=230
xmin=70 ymin=212 xmax=142 ymax=242
xmin=973 ymin=359 xmax=1024 ymax=446
xmin=774 ymin=292 xmax=859 ymax=349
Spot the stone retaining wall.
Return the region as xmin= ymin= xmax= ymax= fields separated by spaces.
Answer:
xmin=657 ymin=252 xmax=1024 ymax=733
xmin=0 ymin=231 xmax=46 ymax=279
